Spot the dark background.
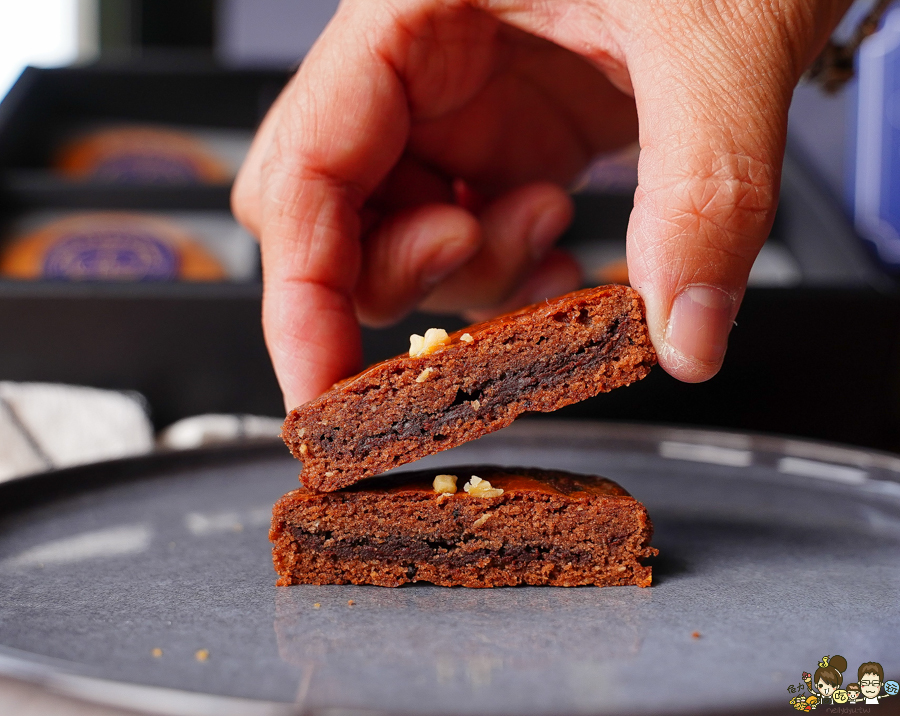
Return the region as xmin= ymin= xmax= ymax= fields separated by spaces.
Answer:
xmin=2 ymin=0 xmax=900 ymax=452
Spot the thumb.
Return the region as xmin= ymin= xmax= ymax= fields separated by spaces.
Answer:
xmin=626 ymin=19 xmax=795 ymax=383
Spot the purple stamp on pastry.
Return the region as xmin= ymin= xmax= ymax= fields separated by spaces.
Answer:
xmin=91 ymin=155 xmax=203 ymax=184
xmin=42 ymin=229 xmax=179 ymax=281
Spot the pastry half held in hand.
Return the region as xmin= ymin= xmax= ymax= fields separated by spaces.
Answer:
xmin=270 ymin=466 xmax=657 ymax=588
xmin=282 ymin=284 xmax=656 ymax=493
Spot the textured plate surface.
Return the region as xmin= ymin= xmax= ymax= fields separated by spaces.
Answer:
xmin=1 ymin=420 xmax=899 ymax=716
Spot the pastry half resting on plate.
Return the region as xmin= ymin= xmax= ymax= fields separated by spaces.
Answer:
xmin=271 ymin=466 xmax=657 ymax=588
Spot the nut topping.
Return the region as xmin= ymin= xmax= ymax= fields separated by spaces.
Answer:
xmin=416 ymin=367 xmax=435 ymax=383
xmin=432 ymin=474 xmax=458 ymax=494
xmin=463 ymin=475 xmax=504 ymax=498
xmin=409 ymin=328 xmax=450 ymax=357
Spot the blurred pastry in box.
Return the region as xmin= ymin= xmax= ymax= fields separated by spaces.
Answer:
xmin=0 ymin=212 xmax=225 ymax=282
xmin=595 ymin=256 xmax=630 ymax=285
xmin=52 ymin=125 xmax=233 ymax=185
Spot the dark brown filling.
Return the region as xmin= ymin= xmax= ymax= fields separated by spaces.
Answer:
xmin=322 ymin=316 xmax=640 ymax=458
xmin=288 ymin=528 xmax=637 ymax=573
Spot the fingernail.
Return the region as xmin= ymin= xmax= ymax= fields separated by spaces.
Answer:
xmin=665 ymin=285 xmax=736 ymax=366
xmin=528 ymin=206 xmax=569 ymax=260
xmin=420 ymin=237 xmax=475 ymax=289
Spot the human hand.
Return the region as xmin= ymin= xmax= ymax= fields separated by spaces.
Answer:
xmin=233 ymin=0 xmax=852 ymax=410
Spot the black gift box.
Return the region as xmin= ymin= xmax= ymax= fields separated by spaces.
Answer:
xmin=0 ymin=63 xmax=288 ymax=426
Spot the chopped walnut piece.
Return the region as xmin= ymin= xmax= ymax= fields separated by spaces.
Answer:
xmin=463 ymin=475 xmax=504 ymax=498
xmin=472 ymin=512 xmax=493 ymax=528
xmin=299 ymin=443 xmax=308 ymax=455
xmin=416 ymin=367 xmax=435 ymax=383
xmin=433 ymin=474 xmax=458 ymax=494
xmin=471 ymin=399 xmax=480 ymax=411
xmin=460 ymin=333 xmax=474 ymax=343
xmin=409 ymin=328 xmax=450 ymax=357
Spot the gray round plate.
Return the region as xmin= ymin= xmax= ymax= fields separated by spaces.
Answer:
xmin=1 ymin=420 xmax=899 ymax=716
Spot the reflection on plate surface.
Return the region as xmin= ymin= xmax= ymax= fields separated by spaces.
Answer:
xmin=276 ymin=586 xmax=647 ymax=714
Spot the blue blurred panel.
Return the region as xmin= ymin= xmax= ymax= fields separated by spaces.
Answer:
xmin=855 ymin=4 xmax=900 ymax=269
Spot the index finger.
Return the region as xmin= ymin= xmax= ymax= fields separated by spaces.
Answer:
xmin=253 ymin=7 xmax=414 ymax=409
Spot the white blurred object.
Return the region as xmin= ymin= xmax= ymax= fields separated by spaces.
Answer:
xmin=747 ymin=242 xmax=803 ymax=287
xmin=158 ymin=414 xmax=283 ymax=450
xmin=0 ymin=0 xmax=97 ymax=102
xmin=0 ymin=382 xmax=153 ymax=483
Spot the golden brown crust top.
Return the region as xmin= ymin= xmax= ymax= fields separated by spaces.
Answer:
xmin=280 ymin=465 xmax=633 ymax=502
xmin=326 ymin=285 xmax=637 ymax=393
